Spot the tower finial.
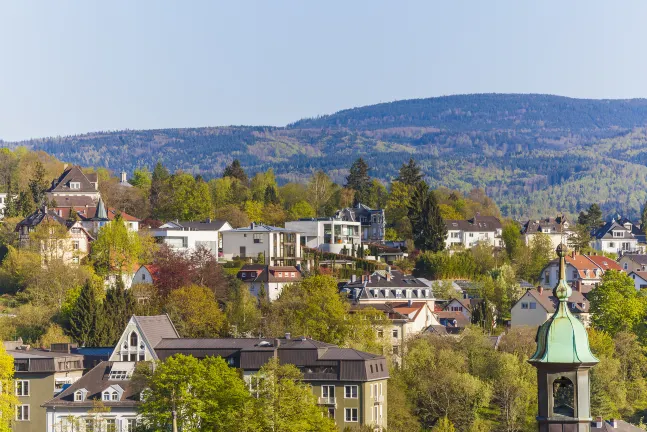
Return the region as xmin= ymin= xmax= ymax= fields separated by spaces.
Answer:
xmin=554 ymin=243 xmax=571 ymax=301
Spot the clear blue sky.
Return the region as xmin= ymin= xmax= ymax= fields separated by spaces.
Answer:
xmin=1 ymin=1 xmax=646 ymax=141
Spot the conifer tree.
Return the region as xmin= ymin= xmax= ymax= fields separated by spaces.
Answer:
xmin=397 ymin=157 xmax=423 ymax=186
xmin=345 ymin=158 xmax=371 ymax=204
xmin=150 ymin=161 xmax=171 ymax=220
xmin=68 ymin=280 xmax=103 ymax=346
xmin=641 ymin=201 xmax=647 ymax=233
xmin=408 ymin=182 xmax=447 ymax=252
xmin=28 ymin=161 xmax=49 ymax=206
xmin=223 ymin=159 xmax=248 ymax=184
xmin=100 ymin=275 xmax=136 ymax=345
xmin=264 ymin=185 xmax=280 ymax=204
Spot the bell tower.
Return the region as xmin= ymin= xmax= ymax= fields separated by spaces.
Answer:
xmin=528 ymin=243 xmax=599 ymax=432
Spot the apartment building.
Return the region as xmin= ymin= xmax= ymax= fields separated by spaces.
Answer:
xmin=222 ymin=223 xmax=301 ymax=265
xmin=285 ymin=218 xmax=361 ymax=254
xmin=150 ymin=218 xmax=232 ymax=256
xmin=444 ymin=215 xmax=503 ymax=249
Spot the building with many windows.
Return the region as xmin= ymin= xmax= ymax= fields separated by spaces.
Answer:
xmin=222 ymin=223 xmax=301 ymax=265
xmin=334 ymin=203 xmax=386 ymax=244
xmin=444 ymin=215 xmax=503 ymax=249
xmin=5 ymin=343 xmax=85 ymax=432
xmin=236 ymin=264 xmax=302 ymax=301
xmin=150 ymin=219 xmax=232 ymax=256
xmin=285 ymin=218 xmax=361 ymax=254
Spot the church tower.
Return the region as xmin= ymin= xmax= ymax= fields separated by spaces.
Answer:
xmin=529 ymin=243 xmax=599 ymax=432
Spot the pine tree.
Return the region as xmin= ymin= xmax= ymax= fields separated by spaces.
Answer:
xmin=3 ymin=179 xmax=18 ymax=218
xmin=641 ymin=201 xmax=647 ymax=233
xmin=28 ymin=161 xmax=49 ymax=206
xmin=408 ymin=182 xmax=447 ymax=252
xmin=150 ymin=161 xmax=171 ymax=220
xmin=100 ymin=275 xmax=136 ymax=345
xmin=578 ymin=203 xmax=603 ymax=231
xmin=264 ymin=185 xmax=279 ymax=204
xmin=345 ymin=158 xmax=371 ymax=203
xmin=68 ymin=280 xmax=102 ymax=346
xmin=397 ymin=157 xmax=423 ymax=186
xmin=223 ymin=159 xmax=248 ymax=184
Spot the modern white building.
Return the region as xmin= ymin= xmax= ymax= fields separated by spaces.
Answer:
xmin=222 ymin=223 xmax=301 ymax=266
xmin=591 ymin=219 xmax=642 ymax=255
xmin=444 ymin=215 xmax=503 ymax=249
xmin=150 ymin=219 xmax=233 ymax=256
xmin=285 ymin=218 xmax=361 ymax=254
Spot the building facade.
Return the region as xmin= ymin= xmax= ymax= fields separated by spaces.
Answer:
xmin=150 ymin=219 xmax=232 ymax=256
xmin=236 ymin=264 xmax=302 ymax=301
xmin=444 ymin=215 xmax=503 ymax=249
xmin=334 ymin=203 xmax=386 ymax=244
xmin=222 ymin=223 xmax=301 ymax=265
xmin=591 ymin=219 xmax=641 ymax=255
xmin=341 ymin=269 xmax=435 ymax=307
xmin=521 ymin=216 xmax=573 ymax=249
xmin=285 ymin=218 xmax=361 ymax=254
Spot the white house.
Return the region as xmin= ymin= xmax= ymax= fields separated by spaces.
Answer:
xmin=150 ymin=219 xmax=233 ymax=256
xmin=521 ymin=216 xmax=573 ymax=250
xmin=511 ymin=286 xmax=590 ymax=328
xmin=341 ymin=269 xmax=435 ymax=307
xmin=591 ymin=219 xmax=641 ymax=255
xmin=221 ymin=223 xmax=301 ymax=266
xmin=628 ymin=271 xmax=647 ymax=291
xmin=285 ymin=218 xmax=361 ymax=254
xmin=444 ymin=215 xmax=503 ymax=249
xmin=236 ymin=264 xmax=302 ymax=301
xmin=44 ymin=315 xmax=179 ymax=432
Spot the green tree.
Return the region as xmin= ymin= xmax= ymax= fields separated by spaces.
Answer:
xmin=223 ymin=159 xmax=248 ymax=184
xmin=0 ymin=343 xmax=18 ymax=432
xmin=289 ymin=200 xmax=315 ymax=220
xmin=501 ymin=220 xmax=521 ymax=259
xmin=589 ymin=270 xmax=647 ymax=336
xmin=68 ymin=280 xmax=104 ymax=346
xmin=28 ymin=160 xmax=49 ymax=206
xmin=90 ymin=215 xmax=143 ymax=276
xmin=345 ymin=158 xmax=371 ymax=203
xmin=165 ymin=285 xmax=226 ymax=338
xmin=385 ymin=181 xmax=413 ymax=239
xmin=268 ymin=275 xmax=349 ymax=345
xmin=100 ymin=275 xmax=136 ymax=345
xmin=150 ymin=161 xmax=172 ymax=220
xmin=432 ymin=417 xmax=456 ymax=432
xmin=264 ymin=185 xmax=280 ymax=205
xmin=246 ymin=358 xmax=337 ymax=432
xmin=167 ymin=173 xmax=212 ymax=221
xmin=225 ymin=281 xmax=262 ymax=337
xmin=569 ymin=223 xmax=592 ymax=252
xmin=578 ymin=203 xmax=603 ymax=231
xmin=130 ymin=167 xmax=152 ymax=190
xmin=137 ymin=354 xmax=252 ymax=431
xmin=408 ymin=182 xmax=447 ymax=252
xmin=397 ymin=157 xmax=423 ymax=186
xmin=641 ymin=201 xmax=647 ymax=233
xmin=307 ymin=171 xmax=334 ymax=216
xmin=244 ymin=200 xmax=264 ymax=223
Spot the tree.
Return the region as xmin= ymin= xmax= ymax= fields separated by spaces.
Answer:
xmin=491 ymin=352 xmax=537 ymax=432
xmin=244 ymin=200 xmax=264 ymax=223
xmin=213 ymin=204 xmax=250 ymax=228
xmin=397 ymin=157 xmax=423 ymax=186
xmin=166 ymin=173 xmax=212 ymax=221
xmin=0 ymin=343 xmax=17 ymax=432
xmin=289 ymin=200 xmax=315 ymax=220
xmin=246 ymin=358 xmax=337 ymax=432
xmin=225 ymin=280 xmax=262 ymax=336
xmin=130 ymin=167 xmax=152 ymax=190
xmin=28 ymin=219 xmax=70 ymax=263
xmin=264 ymin=185 xmax=280 ymax=205
xmin=90 ymin=215 xmax=143 ymax=276
xmin=501 ymin=221 xmax=521 ymax=259
xmin=578 ymin=203 xmax=603 ymax=231
xmin=28 ymin=160 xmax=49 ymax=206
xmin=408 ymin=182 xmax=447 ymax=252
xmin=150 ymin=162 xmax=172 ymax=220
xmin=307 ymin=171 xmax=334 ymax=216
xmin=68 ymin=280 xmax=104 ymax=346
xmin=137 ymin=354 xmax=252 ymax=431
xmin=569 ymin=223 xmax=592 ymax=252
xmin=165 ymin=285 xmax=226 ymax=338
xmin=268 ymin=275 xmax=349 ymax=345
xmin=431 ymin=417 xmax=456 ymax=432
xmin=345 ymin=158 xmax=371 ymax=203
xmin=641 ymin=200 xmax=647 ymax=233
xmin=223 ymin=159 xmax=248 ymax=184
xmin=100 ymin=276 xmax=136 ymax=345
xmin=589 ymin=270 xmax=647 ymax=336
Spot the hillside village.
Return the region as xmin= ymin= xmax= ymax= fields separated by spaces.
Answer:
xmin=0 ymin=152 xmax=646 ymax=431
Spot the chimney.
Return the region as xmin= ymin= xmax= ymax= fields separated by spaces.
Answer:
xmin=408 ymin=299 xmax=413 ymax=307
xmin=537 ymin=286 xmax=543 ymax=295
xmin=611 ymin=419 xmax=618 ymax=428
xmin=274 ymin=338 xmax=280 ymax=348
xmin=206 ymin=218 xmax=211 ymax=223
xmin=595 ymin=417 xmax=603 ymax=428
xmin=575 ymin=280 xmax=582 ymax=292
xmin=463 ymin=291 xmax=469 ymax=299
xmin=120 ymin=170 xmax=127 ymax=183
xmin=386 ymin=272 xmax=391 ymax=281
xmin=284 ymin=332 xmax=291 ymax=340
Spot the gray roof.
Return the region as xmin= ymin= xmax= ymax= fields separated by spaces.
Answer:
xmin=159 ymin=219 xmax=230 ymax=231
xmin=226 ymin=222 xmax=299 ymax=233
xmin=622 ymin=254 xmax=647 ymax=265
xmin=445 ymin=215 xmax=502 ymax=232
xmin=592 ymin=220 xmax=635 ymax=240
xmin=134 ymin=315 xmax=180 ymax=348
xmin=592 ymin=420 xmax=643 ymax=431
xmin=43 ymin=361 xmax=141 ymax=408
xmin=522 ymin=216 xmax=570 ymax=234
xmin=48 ymin=166 xmax=98 ymax=194
xmin=342 ymin=270 xmax=431 ymax=302
xmin=335 ymin=203 xmax=384 ymax=224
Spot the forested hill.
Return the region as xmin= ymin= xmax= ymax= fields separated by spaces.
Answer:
xmin=7 ymin=93 xmax=647 ymax=219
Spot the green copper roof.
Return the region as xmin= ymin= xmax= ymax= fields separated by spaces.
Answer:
xmin=528 ymin=244 xmax=599 ymax=365
xmin=94 ymin=197 xmax=108 ymax=220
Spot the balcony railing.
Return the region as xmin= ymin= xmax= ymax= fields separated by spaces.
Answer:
xmin=374 ymin=394 xmax=384 ymax=404
xmin=318 ymin=397 xmax=336 ymax=405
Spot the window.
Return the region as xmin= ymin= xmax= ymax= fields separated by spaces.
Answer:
xmin=109 ymin=370 xmax=130 ymax=380
xmin=345 ymin=408 xmax=358 ymax=422
xmin=72 ymin=256 xmax=80 ymax=264
xmin=106 ymin=419 xmax=116 ymax=432
xmin=111 ymin=392 xmax=119 ymax=401
xmin=469 ymin=233 xmax=474 ymax=237
xmin=321 ymin=385 xmax=335 ymax=401
xmin=139 ymin=353 xmax=145 ymax=361
xmin=241 ymin=272 xmax=247 ymax=278
xmin=609 ymin=242 xmax=615 ymax=248
xmin=74 ymin=391 xmax=84 ymax=401
xmin=130 ymin=332 xmax=138 ymax=347
xmin=450 ymin=306 xmax=462 ymax=312
xmin=521 ymin=302 xmax=528 ymax=309
xmin=393 ymin=345 xmax=399 ymax=355
xmin=392 ymin=329 xmax=398 ymax=338
xmin=613 ymin=231 xmax=623 ymax=238
xmin=72 ymin=240 xmax=79 ymax=250
xmin=85 ymin=418 xmax=95 ymax=432
xmin=451 ymin=232 xmax=459 ymax=238
xmin=544 ymin=272 xmax=549 ymax=284
xmin=253 ymin=233 xmax=263 ymax=243
xmin=16 ymin=405 xmax=29 ymax=421
xmin=71 ymin=227 xmax=81 ymax=234
xmin=69 ymin=182 xmax=80 ymax=189
xmin=370 ymin=365 xmax=374 ymax=373
xmin=103 ymin=391 xmax=111 ymax=401
xmin=277 ymin=272 xmax=283 ymax=277
xmin=572 ymin=270 xmax=577 ymax=280
xmin=125 ymin=419 xmax=138 ymax=432
xmin=15 ymin=380 xmax=29 ymax=396
xmin=624 ymin=262 xmax=629 ymax=270
xmin=345 ymin=385 xmax=358 ymax=399
xmin=327 ymin=408 xmax=335 ymax=419
xmin=377 ymin=329 xmax=383 ymax=338
xmin=529 ymin=302 xmax=537 ymax=310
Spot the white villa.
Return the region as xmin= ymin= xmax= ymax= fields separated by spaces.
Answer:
xmin=150 ymin=219 xmax=233 ymax=256
xmin=221 ymin=223 xmax=301 ymax=266
xmin=285 ymin=218 xmax=361 ymax=254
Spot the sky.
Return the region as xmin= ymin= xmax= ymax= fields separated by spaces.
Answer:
xmin=1 ymin=1 xmax=647 ymax=141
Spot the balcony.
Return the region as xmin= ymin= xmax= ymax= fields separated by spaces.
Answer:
xmin=318 ymin=397 xmax=336 ymax=406
xmin=374 ymin=394 xmax=384 ymax=404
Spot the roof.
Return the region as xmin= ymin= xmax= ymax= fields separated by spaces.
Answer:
xmin=621 ymin=254 xmax=647 ymax=265
xmin=46 ymin=195 xmax=97 ymax=208
xmin=435 ymin=311 xmax=471 ymax=328
xmin=445 ymin=297 xmax=481 ymax=312
xmin=586 ymin=255 xmax=622 ymax=271
xmin=225 ymin=222 xmax=299 ymax=233
xmin=334 ymin=203 xmax=384 ymax=224
xmin=135 ymin=265 xmax=161 ymax=283
xmin=445 ymin=215 xmax=502 ymax=232
xmin=631 ymin=271 xmax=647 ymax=281
xmin=43 ymin=361 xmax=141 ymax=408
xmin=520 ymin=286 xmax=589 ymax=314
xmin=48 ymin=166 xmax=98 ymax=194
xmin=237 ymin=265 xmax=302 ymax=283
xmin=158 ymin=219 xmax=230 ymax=231
xmin=343 ymin=270 xmax=428 ymax=290
xmin=133 ymin=315 xmax=180 ymax=348
xmin=591 ymin=420 xmax=643 ymax=431
xmin=592 ymin=220 xmax=635 ymax=240
xmin=521 ymin=216 xmax=571 ymax=234
xmin=53 ymin=206 xmax=140 ymax=222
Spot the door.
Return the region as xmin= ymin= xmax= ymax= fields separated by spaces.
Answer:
xmin=240 ymin=246 xmax=246 ymax=258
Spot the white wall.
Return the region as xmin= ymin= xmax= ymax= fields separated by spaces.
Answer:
xmin=285 ymin=220 xmax=361 ymax=254
xmin=222 ymin=231 xmax=271 ymax=262
xmin=47 ymin=407 xmax=138 ymax=432
xmin=630 ymin=273 xmax=647 ymax=291
xmin=510 ymin=292 xmax=551 ymax=327
xmin=151 ymin=229 xmax=222 ymax=255
xmin=592 ymin=238 xmax=639 ymax=254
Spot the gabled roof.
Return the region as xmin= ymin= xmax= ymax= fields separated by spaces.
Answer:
xmin=519 ymin=287 xmax=589 ymax=314
xmin=592 ymin=220 xmax=634 ymax=240
xmin=133 ymin=315 xmax=180 ymax=349
xmin=47 ymin=195 xmax=97 ymax=208
xmin=435 ymin=311 xmax=471 ymax=328
xmin=629 ymin=271 xmax=647 ymax=282
xmin=43 ymin=361 xmax=141 ymax=408
xmin=445 ymin=215 xmax=502 ymax=232
xmin=334 ymin=203 xmax=384 ymax=223
xmin=591 ymin=419 xmax=643 ymax=431
xmin=48 ymin=166 xmax=98 ymax=194
xmin=586 ymin=255 xmax=622 ymax=271
xmin=621 ymin=254 xmax=647 ymax=265
xmin=521 ymin=216 xmax=571 ymax=234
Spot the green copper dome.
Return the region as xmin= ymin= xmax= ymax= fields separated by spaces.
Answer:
xmin=528 ymin=244 xmax=599 ymax=365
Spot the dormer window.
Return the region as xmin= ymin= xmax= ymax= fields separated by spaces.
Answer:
xmin=74 ymin=391 xmax=84 ymax=401
xmin=613 ymin=231 xmax=623 ymax=238
xmin=69 ymin=182 xmax=81 ymax=190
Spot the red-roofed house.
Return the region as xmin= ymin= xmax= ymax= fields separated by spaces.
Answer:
xmin=236 ymin=264 xmax=302 ymax=301
xmin=539 ymin=252 xmax=617 ymax=290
